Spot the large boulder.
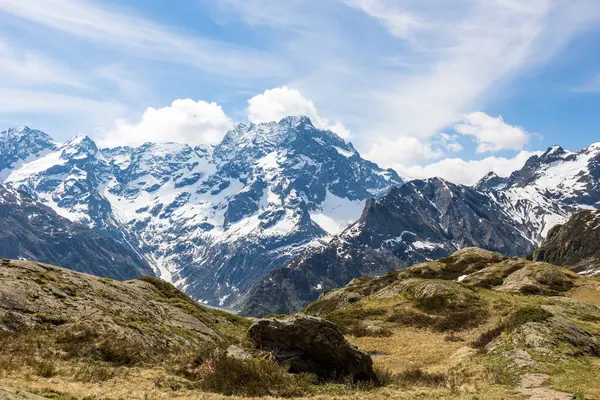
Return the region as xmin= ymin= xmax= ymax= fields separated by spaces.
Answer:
xmin=248 ymin=315 xmax=378 ymax=383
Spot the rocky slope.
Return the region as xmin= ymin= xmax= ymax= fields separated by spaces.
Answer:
xmin=1 ymin=253 xmax=599 ymax=399
xmin=302 ymin=248 xmax=600 ymax=399
xmin=0 ymin=118 xmax=402 ymax=307
xmin=0 ymin=258 xmax=244 ymax=343
xmin=532 ymin=210 xmax=600 ymax=276
xmin=241 ymin=178 xmax=536 ymax=316
xmin=0 ymin=184 xmax=153 ymax=280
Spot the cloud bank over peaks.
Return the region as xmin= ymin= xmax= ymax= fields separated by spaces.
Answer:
xmin=96 ymin=88 xmax=541 ymax=187
xmin=399 ymin=150 xmax=543 ymax=186
xmin=247 ymin=87 xmax=351 ymax=139
xmin=455 ymin=112 xmax=531 ymax=153
xmin=366 ymin=111 xmax=540 ymax=185
xmin=98 ymin=99 xmax=234 ymax=147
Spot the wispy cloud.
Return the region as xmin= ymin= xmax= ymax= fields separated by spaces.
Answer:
xmin=0 ymin=0 xmax=284 ymax=78
xmin=0 ymin=39 xmax=87 ymax=89
xmin=572 ymin=74 xmax=600 ymax=93
xmin=217 ymin=0 xmax=600 ymax=172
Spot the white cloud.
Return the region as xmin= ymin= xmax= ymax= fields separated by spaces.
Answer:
xmin=399 ymin=150 xmax=543 ymax=186
xmin=219 ymin=0 xmax=600 ymax=170
xmin=365 ymin=136 xmax=448 ymax=166
xmin=438 ymin=133 xmax=463 ymax=153
xmin=98 ymin=99 xmax=233 ymax=147
xmin=454 ymin=112 xmax=530 ymax=153
xmin=247 ymin=87 xmax=351 ymax=139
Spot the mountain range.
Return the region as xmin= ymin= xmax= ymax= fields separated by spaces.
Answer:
xmin=0 ymin=119 xmax=401 ymax=307
xmin=242 ymin=142 xmax=600 ymax=315
xmin=1 ymin=119 xmax=599 ymax=314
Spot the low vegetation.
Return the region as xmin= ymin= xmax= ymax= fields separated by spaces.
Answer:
xmin=1 ymin=250 xmax=600 ymax=399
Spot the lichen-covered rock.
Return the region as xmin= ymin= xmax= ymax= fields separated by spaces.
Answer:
xmin=487 ymin=315 xmax=600 ymax=360
xmin=498 ymin=263 xmax=577 ymax=295
xmin=403 ymin=248 xmax=507 ymax=281
xmin=0 ymin=259 xmax=245 ymax=347
xmin=248 ymin=315 xmax=378 ymax=383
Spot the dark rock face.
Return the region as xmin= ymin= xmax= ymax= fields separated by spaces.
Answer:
xmin=241 ymin=178 xmax=536 ymax=316
xmin=532 ymin=210 xmax=600 ymax=276
xmin=248 ymin=315 xmax=377 ymax=383
xmin=0 ymin=184 xmax=153 ymax=280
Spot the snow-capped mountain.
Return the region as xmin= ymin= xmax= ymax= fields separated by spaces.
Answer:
xmin=0 ymin=183 xmax=153 ymax=279
xmin=241 ymin=177 xmax=537 ymax=316
xmin=0 ymin=117 xmax=402 ymax=307
xmin=242 ymin=142 xmax=600 ymax=316
xmin=476 ymin=143 xmax=600 ymax=241
xmin=0 ymin=126 xmax=58 ymax=180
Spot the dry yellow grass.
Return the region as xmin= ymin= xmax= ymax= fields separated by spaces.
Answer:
xmin=350 ymin=327 xmax=471 ymax=372
xmin=0 ymin=318 xmax=520 ymax=400
xmin=568 ymin=285 xmax=600 ymax=307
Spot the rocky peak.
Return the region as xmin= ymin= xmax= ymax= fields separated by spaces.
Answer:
xmin=0 ymin=126 xmax=58 ymax=176
xmin=0 ymin=125 xmax=53 ymax=142
xmin=60 ymin=135 xmax=100 ymax=161
xmin=475 ymin=171 xmax=507 ymax=191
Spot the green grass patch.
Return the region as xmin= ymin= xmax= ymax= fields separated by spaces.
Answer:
xmin=505 ymin=306 xmax=553 ymax=332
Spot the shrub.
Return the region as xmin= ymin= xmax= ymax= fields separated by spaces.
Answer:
xmin=387 ymin=307 xmax=487 ymax=332
xmin=32 ymin=359 xmax=57 ymax=378
xmin=444 ymin=333 xmax=465 ymax=342
xmin=471 ymin=324 xmax=505 ymax=351
xmin=200 ymin=355 xmax=316 ymax=397
xmin=56 ymin=325 xmax=148 ymax=365
xmin=325 ymin=306 xmax=388 ymax=337
xmin=386 ymin=309 xmax=436 ymax=328
xmin=519 ymin=284 xmax=542 ymax=295
xmin=433 ymin=309 xmax=487 ymax=332
xmin=95 ymin=338 xmax=143 ymax=365
xmin=74 ymin=364 xmax=119 ymax=383
xmin=505 ymin=306 xmax=553 ymax=332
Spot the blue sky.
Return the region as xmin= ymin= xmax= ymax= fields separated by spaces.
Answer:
xmin=0 ymin=0 xmax=599 ymax=184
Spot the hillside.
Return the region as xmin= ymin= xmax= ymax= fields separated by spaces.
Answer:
xmin=303 ymin=248 xmax=600 ymax=399
xmin=0 ymin=257 xmax=252 ymax=398
xmin=0 ymin=184 xmax=153 ymax=280
xmin=1 ymin=252 xmax=599 ymax=399
xmin=532 ymin=210 xmax=600 ymax=277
